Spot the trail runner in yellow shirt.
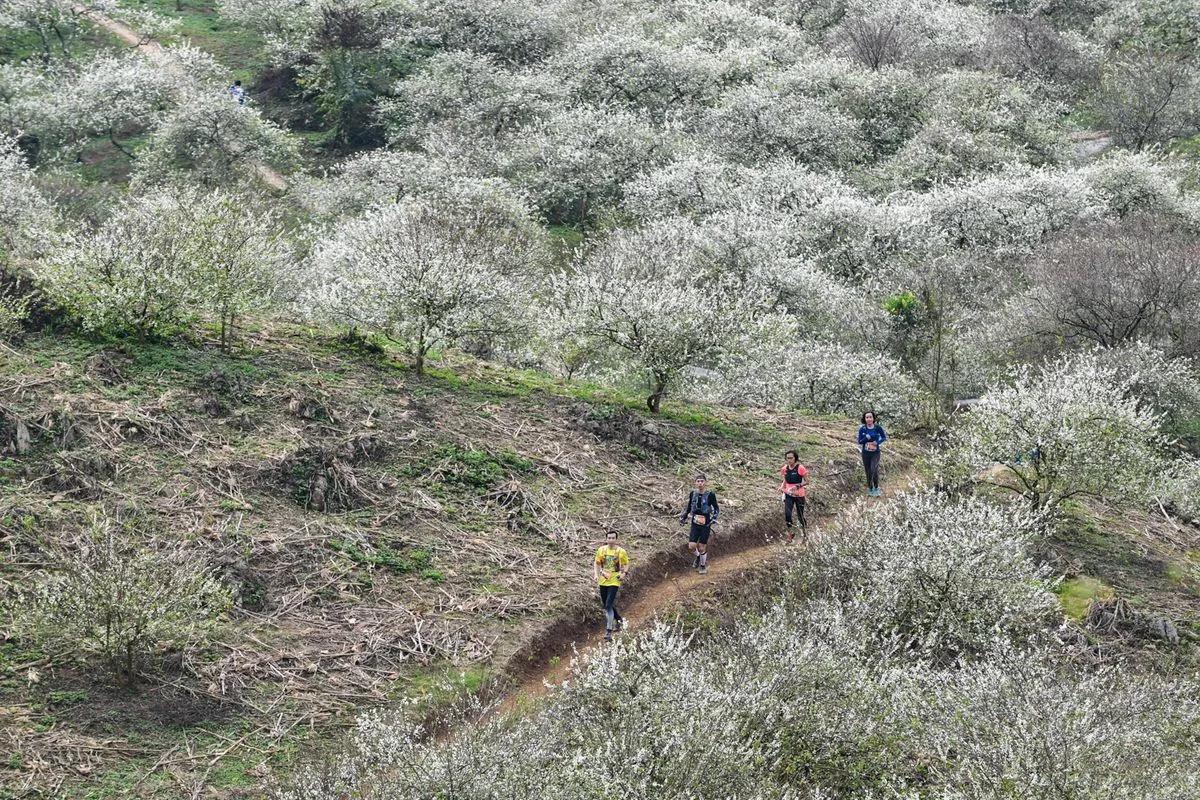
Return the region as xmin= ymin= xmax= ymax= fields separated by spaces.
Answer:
xmin=594 ymin=530 xmax=630 ymax=642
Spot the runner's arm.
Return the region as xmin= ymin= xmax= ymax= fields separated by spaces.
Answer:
xmin=709 ymin=492 xmax=720 ymax=524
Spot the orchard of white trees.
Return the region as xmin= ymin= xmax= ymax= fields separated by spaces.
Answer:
xmin=4 ymin=0 xmax=1200 ymax=794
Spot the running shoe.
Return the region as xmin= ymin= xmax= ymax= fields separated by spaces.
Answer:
xmin=698 ymin=566 xmax=707 ymax=575
xmin=604 ymin=631 xmax=613 ymax=642
xmin=692 ymin=555 xmax=701 ymax=569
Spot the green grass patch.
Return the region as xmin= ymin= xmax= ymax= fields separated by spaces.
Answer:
xmin=1165 ymin=559 xmax=1199 ymax=591
xmin=122 ymin=0 xmax=267 ymax=75
xmin=72 ymin=134 xmax=145 ymax=185
xmin=426 ymin=443 xmax=533 ymax=490
xmin=47 ymin=689 xmax=90 ymax=707
xmin=326 ymin=537 xmax=436 ymax=577
xmin=1055 ymin=576 xmax=1115 ymax=619
xmin=405 ymin=663 xmax=490 ymax=709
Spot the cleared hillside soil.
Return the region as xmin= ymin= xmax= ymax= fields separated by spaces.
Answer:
xmin=0 ymin=326 xmax=916 ymax=798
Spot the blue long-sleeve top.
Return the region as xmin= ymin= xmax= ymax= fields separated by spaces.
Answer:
xmin=857 ymin=424 xmax=887 ymax=453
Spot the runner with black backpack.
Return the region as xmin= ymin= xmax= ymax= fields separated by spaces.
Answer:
xmin=678 ymin=473 xmax=719 ymax=575
xmin=779 ymin=449 xmax=808 ymax=543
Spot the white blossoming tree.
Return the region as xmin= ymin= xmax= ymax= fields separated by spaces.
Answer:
xmin=0 ymin=133 xmax=57 ymax=337
xmin=0 ymin=133 xmax=57 ymax=261
xmin=38 ymin=187 xmax=286 ymax=344
xmin=306 ymin=191 xmax=545 ymax=373
xmin=56 ymin=51 xmax=186 ymax=159
xmin=939 ymin=351 xmax=1168 ymax=512
xmin=181 ymin=189 xmax=291 ymax=349
xmin=704 ymin=79 xmax=866 ymax=169
xmin=501 ymin=103 xmax=671 ymax=227
xmin=380 ymin=51 xmax=563 ymax=149
xmin=795 ymin=490 xmax=1060 ymax=660
xmin=134 ymin=90 xmax=297 ymax=188
xmin=0 ymin=0 xmax=116 ymax=62
xmin=13 ymin=514 xmax=230 ymax=684
xmin=558 ymin=219 xmax=769 ymax=412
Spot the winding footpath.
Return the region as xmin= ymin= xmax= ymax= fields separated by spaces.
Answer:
xmin=71 ymin=4 xmax=290 ymax=191
xmin=498 ymin=465 xmax=922 ymax=716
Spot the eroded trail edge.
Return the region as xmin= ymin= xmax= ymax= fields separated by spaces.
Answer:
xmin=496 ymin=462 xmax=921 ymax=714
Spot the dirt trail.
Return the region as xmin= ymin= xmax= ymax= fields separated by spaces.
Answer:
xmin=498 ymin=520 xmax=791 ymax=713
xmin=497 ymin=463 xmax=923 ymax=716
xmin=72 ymin=4 xmax=290 ymax=191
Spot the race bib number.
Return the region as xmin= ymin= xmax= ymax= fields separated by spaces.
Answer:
xmin=693 ymin=514 xmax=707 ymax=525
xmin=866 ymin=441 xmax=878 ymax=452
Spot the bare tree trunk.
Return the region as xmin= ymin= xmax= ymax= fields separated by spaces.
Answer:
xmin=646 ymin=371 xmax=668 ymax=413
xmin=415 ymin=324 xmax=427 ymax=374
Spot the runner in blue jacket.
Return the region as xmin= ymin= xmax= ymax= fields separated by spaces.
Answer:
xmin=857 ymin=411 xmax=887 ymax=497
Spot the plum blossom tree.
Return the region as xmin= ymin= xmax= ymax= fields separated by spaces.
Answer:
xmin=0 ymin=0 xmax=116 ymax=63
xmin=556 ymin=30 xmax=725 ymax=121
xmin=1079 ymin=151 xmax=1196 ymax=219
xmin=623 ymin=154 xmax=858 ymax=223
xmin=938 ymin=351 xmax=1168 ymax=512
xmin=133 ymin=89 xmax=297 ymax=187
xmin=379 ymin=51 xmax=564 ymax=149
xmin=182 ymin=189 xmax=291 ymax=349
xmin=558 ymin=219 xmax=770 ymax=412
xmin=920 ymin=165 xmax=1093 ymax=255
xmin=873 ymin=71 xmax=1070 ymax=190
xmin=218 ymin=0 xmax=317 ymax=38
xmin=0 ymin=133 xmax=56 ymax=261
xmin=55 ymin=51 xmax=185 ymax=159
xmin=501 ymin=103 xmax=671 ymax=226
xmin=0 ymin=133 xmax=57 ymax=337
xmin=409 ymin=0 xmax=570 ymax=65
xmin=828 ymin=0 xmax=991 ymax=71
xmin=37 ymin=187 xmax=284 ymax=343
xmin=793 ymin=490 xmax=1059 ymax=660
xmin=703 ymin=80 xmax=866 ymax=168
xmin=13 ymin=513 xmax=230 ymax=684
xmin=305 ymin=191 xmax=545 ymax=373
xmin=718 ymin=331 xmax=923 ymax=421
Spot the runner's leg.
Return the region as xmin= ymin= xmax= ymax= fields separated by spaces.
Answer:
xmin=601 ymin=586 xmax=617 ymax=631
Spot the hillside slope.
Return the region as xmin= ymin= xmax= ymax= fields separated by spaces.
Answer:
xmin=0 ymin=326 xmax=911 ymax=797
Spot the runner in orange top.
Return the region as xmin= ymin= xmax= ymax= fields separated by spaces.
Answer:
xmin=594 ymin=530 xmax=629 ymax=641
xmin=779 ymin=449 xmax=808 ymax=543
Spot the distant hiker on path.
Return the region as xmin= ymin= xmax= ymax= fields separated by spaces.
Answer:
xmin=594 ymin=530 xmax=629 ymax=642
xmin=779 ymin=449 xmax=808 ymax=542
xmin=679 ymin=473 xmax=719 ymax=575
xmin=858 ymin=411 xmax=887 ymax=497
xmin=228 ymin=79 xmax=246 ymax=105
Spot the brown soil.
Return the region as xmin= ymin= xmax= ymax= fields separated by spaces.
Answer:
xmin=1 ymin=326 xmax=923 ymax=797
xmin=496 ymin=467 xmax=924 ymax=715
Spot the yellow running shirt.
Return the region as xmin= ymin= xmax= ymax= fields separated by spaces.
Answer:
xmin=594 ymin=545 xmax=629 ymax=587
